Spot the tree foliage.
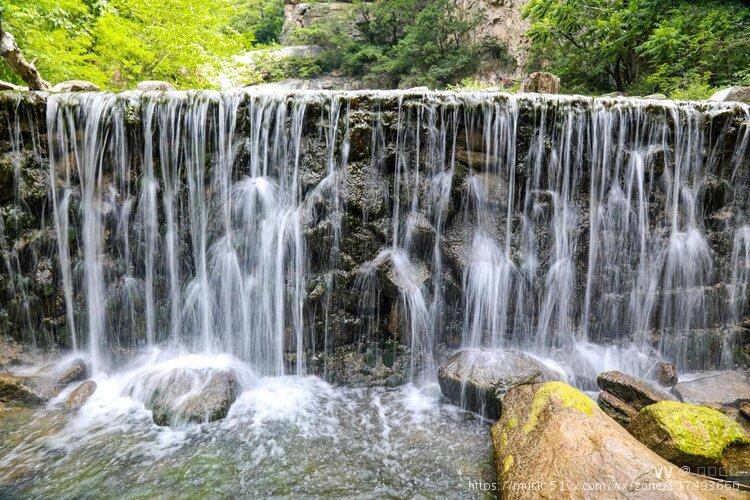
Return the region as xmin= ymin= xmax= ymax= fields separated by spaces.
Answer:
xmin=292 ymin=0 xmax=513 ymax=89
xmin=0 ymin=0 xmax=263 ymax=89
xmin=524 ymin=0 xmax=750 ymax=97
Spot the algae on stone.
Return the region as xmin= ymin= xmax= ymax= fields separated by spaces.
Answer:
xmin=628 ymin=400 xmax=750 ymax=469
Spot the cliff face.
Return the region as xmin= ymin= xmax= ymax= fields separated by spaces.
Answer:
xmin=466 ymin=0 xmax=530 ymax=73
xmin=0 ymin=90 xmax=748 ymax=378
xmin=280 ymin=0 xmax=530 ymax=75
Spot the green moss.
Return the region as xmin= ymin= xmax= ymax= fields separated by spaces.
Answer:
xmin=641 ymin=401 xmax=749 ymax=461
xmin=522 ymin=382 xmax=595 ymax=434
xmin=503 ymin=454 xmax=514 ymax=472
xmin=507 ymin=416 xmax=518 ymax=430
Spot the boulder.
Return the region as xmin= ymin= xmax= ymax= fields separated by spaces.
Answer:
xmin=136 ymin=80 xmax=175 ymax=92
xmin=491 ymin=381 xmax=745 ymax=498
xmin=51 ymin=80 xmax=100 ymax=92
xmin=597 ymin=389 xmax=638 ymax=426
xmin=520 ymin=71 xmax=560 ymax=94
xmin=0 ymin=373 xmax=45 ymax=406
xmin=597 ymin=370 xmax=675 ymax=411
xmin=56 ymin=359 xmax=87 ymax=387
xmin=710 ymin=86 xmax=750 ymax=104
xmin=438 ymin=348 xmax=556 ymax=419
xmin=629 ymin=401 xmax=750 ymax=476
xmin=144 ymin=369 xmax=240 ymax=427
xmin=656 ymin=362 xmax=678 ymax=387
xmin=673 ymin=372 xmax=750 ymax=407
xmin=64 ymin=380 xmax=97 ymax=410
xmin=0 ymin=81 xmax=27 ymax=91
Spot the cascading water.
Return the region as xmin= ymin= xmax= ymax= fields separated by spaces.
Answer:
xmin=2 ymin=88 xmax=750 ymax=496
xmin=3 ymin=89 xmax=749 ymax=378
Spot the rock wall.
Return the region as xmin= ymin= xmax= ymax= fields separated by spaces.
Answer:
xmin=1 ymin=90 xmax=749 ymax=378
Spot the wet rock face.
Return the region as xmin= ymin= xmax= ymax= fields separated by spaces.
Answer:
xmin=491 ymin=382 xmax=736 ymax=499
xmin=438 ymin=348 xmax=557 ymax=419
xmin=64 ymin=380 xmax=97 ymax=410
xmin=0 ymin=373 xmax=45 ymax=406
xmin=56 ymin=359 xmax=87 ymax=388
xmin=655 ymin=361 xmax=678 ymax=387
xmin=1 ymin=90 xmax=750 ymax=378
xmin=143 ymin=369 xmax=241 ymax=427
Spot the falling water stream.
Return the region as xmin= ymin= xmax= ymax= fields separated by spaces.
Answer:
xmin=1 ymin=89 xmax=749 ymax=496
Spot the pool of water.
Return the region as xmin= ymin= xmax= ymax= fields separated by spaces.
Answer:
xmin=0 ymin=356 xmax=494 ymax=498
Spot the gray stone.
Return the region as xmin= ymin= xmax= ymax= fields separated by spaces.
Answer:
xmin=146 ymin=369 xmax=240 ymax=427
xmin=51 ymin=80 xmax=100 ymax=92
xmin=597 ymin=370 xmax=675 ymax=411
xmin=65 ymin=380 xmax=97 ymax=410
xmin=597 ymin=389 xmax=638 ymax=426
xmin=56 ymin=358 xmax=87 ymax=387
xmin=438 ymin=348 xmax=557 ymax=420
xmin=0 ymin=373 xmax=45 ymax=406
xmin=710 ymin=86 xmax=750 ymax=104
xmin=136 ymin=80 xmax=175 ymax=92
xmin=673 ymin=371 xmax=750 ymax=407
xmin=655 ymin=361 xmax=678 ymax=387
xmin=521 ymin=72 xmax=560 ymax=94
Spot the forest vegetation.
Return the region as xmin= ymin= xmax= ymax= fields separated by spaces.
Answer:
xmin=1 ymin=0 xmax=749 ymax=98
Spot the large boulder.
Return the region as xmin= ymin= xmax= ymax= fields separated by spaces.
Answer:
xmin=710 ymin=86 xmax=750 ymax=104
xmin=521 ymin=71 xmax=561 ymax=94
xmin=51 ymin=80 xmax=100 ymax=92
xmin=438 ymin=348 xmax=556 ymax=419
xmin=673 ymin=372 xmax=750 ymax=407
xmin=64 ymin=380 xmax=97 ymax=410
xmin=598 ymin=370 xmax=675 ymax=410
xmin=491 ymin=381 xmax=745 ymax=498
xmin=138 ymin=368 xmax=240 ymax=427
xmin=0 ymin=373 xmax=45 ymax=406
xmin=628 ymin=401 xmax=750 ymax=476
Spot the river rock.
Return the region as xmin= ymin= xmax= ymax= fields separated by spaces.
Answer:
xmin=0 ymin=373 xmax=45 ymax=406
xmin=146 ymin=369 xmax=240 ymax=427
xmin=136 ymin=80 xmax=175 ymax=91
xmin=51 ymin=80 xmax=101 ymax=92
xmin=597 ymin=389 xmax=638 ymax=426
xmin=710 ymin=86 xmax=750 ymax=104
xmin=673 ymin=372 xmax=750 ymax=407
xmin=64 ymin=380 xmax=97 ymax=410
xmin=656 ymin=362 xmax=678 ymax=387
xmin=521 ymin=71 xmax=561 ymax=94
xmin=628 ymin=400 xmax=750 ymax=475
xmin=491 ymin=381 xmax=744 ymax=498
xmin=438 ymin=348 xmax=556 ymax=419
xmin=597 ymin=370 xmax=675 ymax=410
xmin=56 ymin=359 xmax=87 ymax=387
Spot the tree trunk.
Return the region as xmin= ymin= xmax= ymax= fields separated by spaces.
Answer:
xmin=0 ymin=23 xmax=50 ymax=90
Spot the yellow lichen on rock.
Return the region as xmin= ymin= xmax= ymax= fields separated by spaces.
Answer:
xmin=522 ymin=381 xmax=595 ymax=434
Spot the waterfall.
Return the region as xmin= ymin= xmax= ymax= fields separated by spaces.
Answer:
xmin=1 ymin=90 xmax=749 ymax=379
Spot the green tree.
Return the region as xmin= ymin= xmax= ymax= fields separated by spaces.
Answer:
xmin=523 ymin=0 xmax=750 ymax=97
xmin=292 ymin=0 xmax=510 ymax=89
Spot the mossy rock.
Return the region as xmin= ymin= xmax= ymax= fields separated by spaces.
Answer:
xmin=491 ymin=382 xmax=738 ymax=498
xmin=628 ymin=400 xmax=750 ymax=470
